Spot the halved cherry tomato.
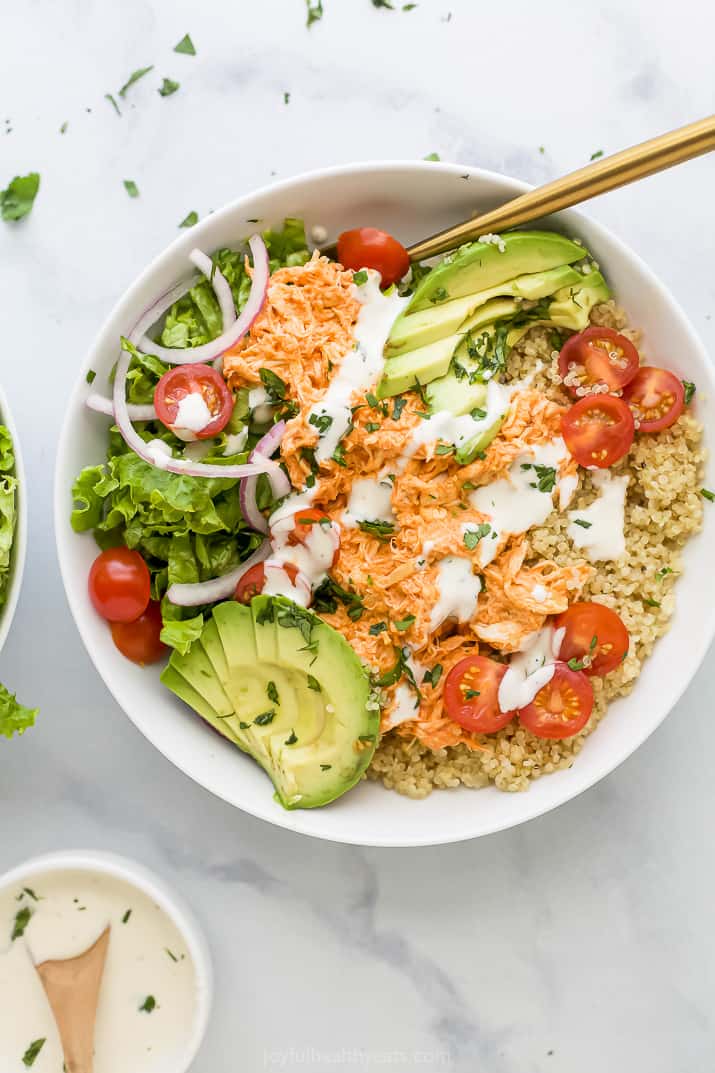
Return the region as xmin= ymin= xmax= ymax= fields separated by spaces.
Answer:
xmin=111 ymin=600 xmax=167 ymax=665
xmin=235 ymin=563 xmax=300 ymax=604
xmin=561 ymin=394 xmax=634 ymax=468
xmin=154 ymin=363 xmax=234 ymax=439
xmin=622 ymin=366 xmax=685 ymax=433
xmin=88 ymin=547 xmax=151 ymax=623
xmin=443 ymin=655 xmax=515 ymax=734
xmin=337 ymin=228 xmax=410 ymax=288
xmin=288 ymin=509 xmax=340 ymax=568
xmin=518 ymin=663 xmax=593 ymax=739
xmin=556 ymin=600 xmax=629 ymax=676
xmin=558 ymin=326 xmax=640 ymax=397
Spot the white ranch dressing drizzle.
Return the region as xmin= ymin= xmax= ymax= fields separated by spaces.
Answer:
xmin=385 ymin=651 xmax=427 ymax=728
xmin=0 ymin=870 xmax=198 ymax=1073
xmin=145 ymin=438 xmax=172 ymax=468
xmin=261 ymin=561 xmax=312 ymax=607
xmin=429 ymin=557 xmax=482 ymax=632
xmin=498 ymin=625 xmax=566 ymax=713
xmin=567 ymin=470 xmax=629 ymax=561
xmin=307 ymin=272 xmax=409 ymax=463
xmin=173 ymin=392 xmax=213 ymax=437
xmin=269 ymin=513 xmax=340 ymax=594
xmin=398 ymin=378 xmax=512 ymax=470
xmin=342 ymin=475 xmax=395 ymax=528
xmin=468 ymin=437 xmax=573 ymax=566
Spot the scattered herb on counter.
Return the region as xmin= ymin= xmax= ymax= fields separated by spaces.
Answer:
xmin=1 ymin=172 xmax=40 ymax=222
xmin=139 ymin=995 xmax=156 ymax=1013
xmin=305 ymin=0 xmax=324 ymax=27
xmin=393 ymin=615 xmax=415 ymax=631
xmin=266 ymin=681 xmax=280 ymax=704
xmin=123 ymin=180 xmax=139 ymax=198
xmin=60 ymin=120 xmax=68 ymax=133
xmin=122 ymin=909 xmax=132 ymax=924
xmin=11 ymin=906 xmax=32 ymax=941
xmin=422 ymin=664 xmax=442 ymax=688
xmin=165 ymin=948 xmax=179 ymax=962
xmin=372 ymin=0 xmax=395 ymax=6
xmin=424 ymin=152 xmax=440 ymax=161
xmin=683 ymin=380 xmax=696 ymax=405
xmin=174 ymin=34 xmax=196 ymax=55
xmin=159 ymin=78 xmax=180 ymax=97
xmin=403 ymin=2 xmax=418 ymax=8
xmin=179 ymin=210 xmax=198 ymax=228
xmin=307 ymin=674 xmax=321 ymax=692
xmin=104 ymin=93 xmax=121 ymax=116
xmin=701 ymin=488 xmax=715 ymax=502
xmin=118 ymin=66 xmax=154 ymax=98
xmin=590 ymin=149 xmax=604 ymax=160
xmin=463 ymin=524 xmax=491 ymax=550
xmin=572 ymin=519 xmax=592 ymax=529
xmin=538 ymin=145 xmax=545 ymax=154
xmin=283 ymin=91 xmax=291 ymax=105
xmin=22 ymin=1039 xmax=46 ymax=1067
xmin=285 ymin=729 xmax=298 ymax=745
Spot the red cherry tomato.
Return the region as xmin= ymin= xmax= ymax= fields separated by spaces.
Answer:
xmin=288 ymin=509 xmax=340 ymax=568
xmin=88 ymin=547 xmax=151 ymax=623
xmin=518 ymin=663 xmax=593 ymax=739
xmin=337 ymin=228 xmax=410 ymax=288
xmin=561 ymin=394 xmax=634 ymax=468
xmin=154 ymin=363 xmax=234 ymax=439
xmin=556 ymin=600 xmax=629 ymax=676
xmin=558 ymin=326 xmax=640 ymax=397
xmin=111 ymin=600 xmax=167 ymax=664
xmin=622 ymin=366 xmax=685 ymax=433
xmin=234 ymin=563 xmax=300 ymax=604
xmin=443 ymin=655 xmax=515 ymax=734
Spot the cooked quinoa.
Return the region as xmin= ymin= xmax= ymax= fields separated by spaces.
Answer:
xmin=368 ymin=301 xmax=705 ymax=797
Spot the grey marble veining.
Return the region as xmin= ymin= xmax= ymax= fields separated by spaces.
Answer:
xmin=1 ymin=0 xmax=714 ymax=1069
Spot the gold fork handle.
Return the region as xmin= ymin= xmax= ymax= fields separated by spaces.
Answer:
xmin=408 ymin=114 xmax=715 ymax=262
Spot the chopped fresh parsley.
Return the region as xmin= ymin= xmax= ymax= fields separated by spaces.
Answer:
xmin=393 ymin=615 xmax=415 ymax=631
xmin=590 ymin=149 xmax=604 ymax=160
xmin=11 ymin=906 xmax=32 ymax=941
xmin=643 ymin=597 xmax=661 ymax=608
xmin=159 ymin=77 xmax=180 ymax=97
xmin=309 ymin=411 xmax=333 ymax=435
xmin=357 ymin=519 xmax=395 ymax=541
xmin=285 ymin=729 xmax=298 ymax=745
xmin=683 ymin=380 xmax=696 ymax=405
xmin=430 ymin=286 xmax=448 ymax=303
xmin=259 ymin=367 xmax=289 ymax=401
xmin=20 ymin=887 xmax=40 ymax=902
xmin=572 ymin=518 xmax=592 ymax=529
xmin=656 ymin=566 xmax=673 ymax=580
xmin=307 ymin=674 xmax=321 ymax=692
xmin=179 ymin=210 xmax=198 ymax=228
xmin=123 ymin=179 xmax=139 ymax=198
xmin=305 ymin=0 xmax=324 ymax=26
xmin=313 ymin=577 xmax=364 ymax=621
xmin=332 ymin=442 xmax=347 ymax=467
xmin=701 ymin=488 xmax=715 ymax=502
xmin=118 ymin=66 xmax=154 ymax=98
xmin=105 ymin=93 xmax=121 ymax=116
xmin=521 ymin=462 xmax=557 ymax=493
xmin=254 ymin=710 xmax=276 ymax=726
xmin=22 ymin=1039 xmax=46 ymax=1067
xmin=85 ymin=369 xmax=96 ymax=384
xmin=266 ymin=681 xmax=280 ymax=704
xmin=122 ymin=908 xmax=132 ymax=924
xmin=392 ymin=397 xmax=407 ymax=421
xmin=369 ymin=621 xmax=388 ymax=636
xmin=435 ymin=443 xmax=454 ymax=455
xmin=174 ymin=33 xmax=196 ymax=55
xmin=1 ymin=172 xmax=40 ymax=222
xmin=366 ymin=391 xmax=388 ymax=416
xmin=463 ymin=524 xmax=491 ymax=550
xmin=353 ymin=269 xmax=368 ymax=286
xmin=470 ymin=407 xmax=487 ymax=420
xmin=139 ymin=995 xmax=156 ymax=1013
xmin=424 ymin=151 xmax=440 ymax=161
xmin=422 ymin=664 xmax=442 ymax=688
xmin=464 ymin=688 xmax=480 ymax=700
xmin=320 ymin=763 xmax=332 ymax=771
xmin=365 ymin=422 xmax=381 ymax=432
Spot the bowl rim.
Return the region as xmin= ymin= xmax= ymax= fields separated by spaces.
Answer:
xmin=0 ymin=381 xmax=27 ymax=657
xmin=53 ymin=159 xmax=715 ymax=847
xmin=0 ymin=848 xmax=213 ymax=1068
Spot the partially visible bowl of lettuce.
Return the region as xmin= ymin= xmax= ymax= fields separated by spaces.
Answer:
xmin=0 ymin=383 xmax=33 ymax=741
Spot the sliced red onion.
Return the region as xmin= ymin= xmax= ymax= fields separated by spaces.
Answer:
xmin=112 ymin=344 xmax=280 ymax=480
xmin=239 ymin=421 xmax=289 ymax=533
xmin=128 ymin=277 xmax=199 ymax=349
xmin=189 ymin=248 xmax=236 ymax=332
xmin=166 ymin=540 xmax=271 ymax=607
xmin=139 ymin=234 xmax=269 ymax=365
xmin=86 ymin=393 xmax=157 ymax=422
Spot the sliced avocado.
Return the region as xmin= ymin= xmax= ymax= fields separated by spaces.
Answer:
xmin=377 ymin=298 xmax=518 ymax=400
xmin=407 ymin=231 xmax=586 ymax=312
xmin=162 ymin=597 xmax=379 ymax=810
xmin=426 ymin=366 xmax=490 ymax=416
xmin=454 ymin=416 xmax=506 ymax=465
xmin=547 ymin=270 xmax=611 ymax=331
xmin=386 ymin=264 xmax=582 ymax=357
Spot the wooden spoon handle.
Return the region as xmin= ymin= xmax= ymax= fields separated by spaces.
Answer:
xmin=36 ymin=928 xmax=110 ymax=1073
xmin=407 ymin=114 xmax=715 ymax=261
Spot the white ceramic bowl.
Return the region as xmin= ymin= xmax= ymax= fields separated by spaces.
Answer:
xmin=0 ymin=849 xmax=212 ymax=1070
xmin=54 ymin=161 xmax=715 ymax=847
xmin=0 ymin=382 xmax=27 ymax=656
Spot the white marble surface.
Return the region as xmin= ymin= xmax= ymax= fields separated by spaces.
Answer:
xmin=1 ymin=0 xmax=715 ymax=1069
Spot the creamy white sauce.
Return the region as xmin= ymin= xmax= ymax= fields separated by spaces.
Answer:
xmin=342 ymin=476 xmax=395 ymax=528
xmin=145 ymin=439 xmax=172 ymax=468
xmin=262 ymin=561 xmax=312 ymax=607
xmin=173 ymin=392 xmax=213 ymax=436
xmin=385 ymin=651 xmax=426 ymax=728
xmin=567 ymin=470 xmax=628 ymax=561
xmin=558 ymin=471 xmax=579 ymax=510
xmin=429 ymin=557 xmax=482 ymax=632
xmin=399 ymin=378 xmax=512 ymax=469
xmin=310 ymin=224 xmax=328 ymax=245
xmin=498 ymin=625 xmax=565 ymax=713
xmin=248 ymin=386 xmax=269 ymax=409
xmin=308 ymin=272 xmax=408 ymax=463
xmin=469 ymin=437 xmax=573 ymax=566
xmin=269 ymin=513 xmax=340 ymax=593
xmin=0 ymin=870 xmax=198 ymax=1073
xmin=222 ymin=427 xmax=249 ymax=456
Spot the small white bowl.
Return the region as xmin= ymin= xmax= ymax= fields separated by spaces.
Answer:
xmin=0 ymin=382 xmax=27 ymax=656
xmin=0 ymin=849 xmax=212 ymax=1071
xmin=54 ymin=161 xmax=715 ymax=846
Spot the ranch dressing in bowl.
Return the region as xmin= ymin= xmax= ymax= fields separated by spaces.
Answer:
xmin=0 ymin=855 xmax=210 ymax=1073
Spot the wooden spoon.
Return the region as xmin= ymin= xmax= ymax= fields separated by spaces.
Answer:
xmin=35 ymin=927 xmax=110 ymax=1073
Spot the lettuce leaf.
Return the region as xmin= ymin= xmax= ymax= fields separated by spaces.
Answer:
xmin=0 ymin=682 xmax=36 ymax=739
xmin=0 ymin=426 xmax=17 ymax=608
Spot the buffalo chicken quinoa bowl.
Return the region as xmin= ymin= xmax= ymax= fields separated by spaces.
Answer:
xmin=65 ymin=209 xmax=707 ymax=810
